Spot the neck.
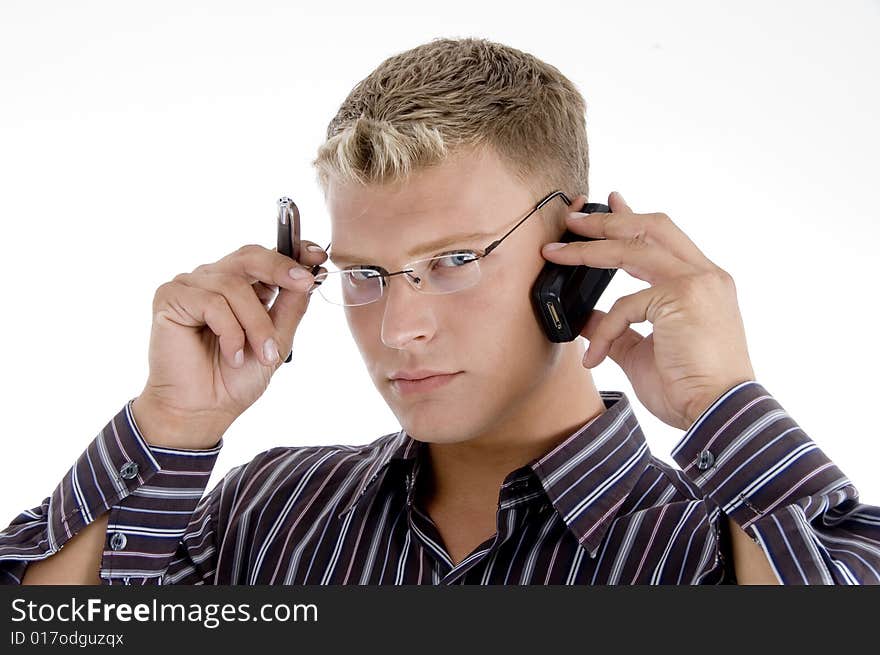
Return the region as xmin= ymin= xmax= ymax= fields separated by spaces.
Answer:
xmin=421 ymin=344 xmax=606 ymax=512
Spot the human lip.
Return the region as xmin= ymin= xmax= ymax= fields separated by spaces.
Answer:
xmin=389 ymin=369 xmax=458 ymax=381
xmin=389 ymin=371 xmax=462 ymax=396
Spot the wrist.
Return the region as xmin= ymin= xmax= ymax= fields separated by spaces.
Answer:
xmin=131 ymin=394 xmax=229 ymax=450
xmin=682 ymin=376 xmax=755 ymax=430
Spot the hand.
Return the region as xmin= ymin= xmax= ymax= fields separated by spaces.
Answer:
xmin=541 ymin=191 xmax=755 ymax=430
xmin=135 ymin=242 xmax=328 ymax=448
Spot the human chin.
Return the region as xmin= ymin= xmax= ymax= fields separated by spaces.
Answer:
xmin=381 ymin=373 xmax=467 ymax=425
xmin=393 ymin=398 xmax=484 ymax=445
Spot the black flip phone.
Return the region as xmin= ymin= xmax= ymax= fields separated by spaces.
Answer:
xmin=530 ymin=201 xmax=616 ymax=342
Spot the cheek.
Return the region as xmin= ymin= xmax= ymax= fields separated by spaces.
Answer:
xmin=476 ymin=255 xmax=544 ymax=320
xmin=458 ymin=262 xmax=546 ymax=349
xmin=344 ymin=305 xmax=381 ymax=353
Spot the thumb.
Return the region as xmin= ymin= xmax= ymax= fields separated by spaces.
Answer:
xmin=268 ymin=277 xmax=317 ymax=363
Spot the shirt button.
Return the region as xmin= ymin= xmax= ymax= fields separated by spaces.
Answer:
xmin=696 ymin=450 xmax=715 ymax=470
xmin=119 ymin=461 xmax=139 ymax=480
xmin=109 ymin=532 xmax=127 ymax=551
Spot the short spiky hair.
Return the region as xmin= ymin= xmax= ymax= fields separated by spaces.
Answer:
xmin=313 ymin=37 xmax=589 ymax=201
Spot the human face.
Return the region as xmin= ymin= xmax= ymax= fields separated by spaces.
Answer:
xmin=325 ymin=146 xmax=576 ymax=447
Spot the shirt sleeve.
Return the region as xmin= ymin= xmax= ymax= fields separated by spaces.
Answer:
xmin=670 ymin=381 xmax=880 ymax=585
xmin=0 ymin=397 xmax=223 ymax=585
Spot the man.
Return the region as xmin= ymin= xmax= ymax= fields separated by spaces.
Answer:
xmin=2 ymin=37 xmax=878 ymax=585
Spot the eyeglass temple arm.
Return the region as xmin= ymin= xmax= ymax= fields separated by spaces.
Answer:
xmin=316 ymin=188 xmax=572 ymax=266
xmin=482 ymin=191 xmax=572 ymax=257
xmin=308 ymin=240 xmax=333 ymax=275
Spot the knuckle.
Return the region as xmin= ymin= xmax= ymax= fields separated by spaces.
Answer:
xmin=237 ymin=243 xmax=264 ymax=257
xmin=154 ymin=280 xmax=173 ymax=297
xmin=714 ymin=266 xmax=734 ymax=287
xmin=652 ymin=211 xmax=672 ymax=224
xmin=609 ymin=295 xmax=628 ymax=315
xmin=626 ymin=230 xmax=649 ymax=250
xmin=152 ymin=282 xmax=172 ymax=309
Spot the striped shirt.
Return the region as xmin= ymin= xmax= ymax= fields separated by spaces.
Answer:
xmin=1 ymin=381 xmax=878 ymax=585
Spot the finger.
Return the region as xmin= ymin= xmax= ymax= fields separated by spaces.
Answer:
xmin=565 ymin=193 xmax=589 ymax=212
xmin=273 ymin=240 xmax=329 ymax=268
xmin=268 ymin=265 xmax=327 ymax=364
xmin=541 ymin=237 xmax=694 ymax=284
xmin=582 ymin=290 xmax=653 ymax=368
xmin=565 ymin=208 xmax=714 ymax=270
xmin=207 ymin=244 xmax=318 ymax=290
xmin=154 ymin=282 xmax=246 ymax=368
xmin=174 ymin=270 xmax=285 ymax=367
xmin=609 ymin=190 xmax=631 ymax=212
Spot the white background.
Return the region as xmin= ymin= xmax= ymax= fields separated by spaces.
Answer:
xmin=1 ymin=0 xmax=878 ymax=525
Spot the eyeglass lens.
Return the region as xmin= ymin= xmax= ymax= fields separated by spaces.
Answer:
xmin=311 ymin=252 xmax=481 ymax=306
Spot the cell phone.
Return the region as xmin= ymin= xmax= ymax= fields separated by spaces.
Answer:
xmin=275 ymin=196 xmax=310 ymax=364
xmin=529 ymin=201 xmax=617 ymax=342
xmin=277 ymin=196 xmax=301 ymax=263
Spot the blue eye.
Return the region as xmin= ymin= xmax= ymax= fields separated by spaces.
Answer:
xmin=433 ymin=251 xmax=478 ymax=268
xmin=346 ymin=266 xmax=383 ymax=282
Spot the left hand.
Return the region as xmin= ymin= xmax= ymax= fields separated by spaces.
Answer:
xmin=541 ymin=191 xmax=755 ymax=430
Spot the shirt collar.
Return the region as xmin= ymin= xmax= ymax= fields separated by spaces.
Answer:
xmin=336 ymin=428 xmax=421 ymax=519
xmin=529 ymin=391 xmax=651 ymax=558
xmin=337 ymin=392 xmax=651 ymax=559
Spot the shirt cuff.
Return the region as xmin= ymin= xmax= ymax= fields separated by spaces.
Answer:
xmin=670 ymin=381 xmax=853 ymax=532
xmin=48 ymin=397 xmax=223 ymax=584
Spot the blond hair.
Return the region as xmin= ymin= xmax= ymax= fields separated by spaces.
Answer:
xmin=313 ymin=37 xmax=590 ymax=208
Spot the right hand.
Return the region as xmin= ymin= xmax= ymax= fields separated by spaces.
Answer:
xmin=133 ymin=242 xmax=328 ymax=448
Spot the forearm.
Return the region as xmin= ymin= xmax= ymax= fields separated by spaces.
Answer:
xmin=21 ymin=512 xmax=109 ymax=585
xmin=1 ymin=398 xmax=224 ymax=586
xmin=726 ymin=515 xmax=779 ymax=585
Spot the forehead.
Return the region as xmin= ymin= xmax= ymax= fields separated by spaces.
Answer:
xmin=325 ymin=147 xmax=528 ymax=262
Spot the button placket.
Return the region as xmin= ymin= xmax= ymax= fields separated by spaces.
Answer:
xmin=405 ymin=472 xmax=415 ymax=507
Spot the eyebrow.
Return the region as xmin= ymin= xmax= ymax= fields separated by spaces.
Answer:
xmin=329 ymin=230 xmax=494 ymax=266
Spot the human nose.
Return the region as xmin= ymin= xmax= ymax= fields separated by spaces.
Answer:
xmin=379 ymin=269 xmax=437 ymax=350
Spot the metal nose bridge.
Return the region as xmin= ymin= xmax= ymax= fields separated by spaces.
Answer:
xmin=381 ymin=266 xmax=422 ymax=289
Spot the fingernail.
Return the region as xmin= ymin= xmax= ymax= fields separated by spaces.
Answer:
xmin=233 ymin=349 xmax=244 ymax=367
xmin=568 ymin=212 xmax=589 ymax=219
xmin=306 ymin=245 xmax=325 ymax=253
xmin=289 ymin=267 xmax=309 ymax=279
xmin=264 ymin=339 xmax=279 ymax=363
xmin=543 ymin=242 xmax=566 ymax=251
